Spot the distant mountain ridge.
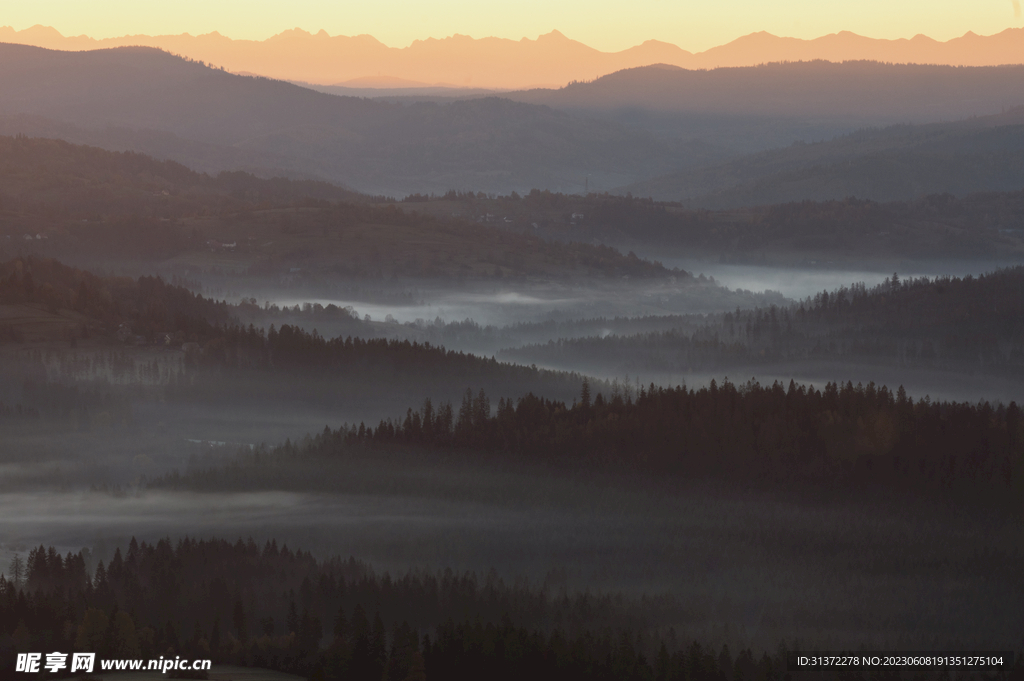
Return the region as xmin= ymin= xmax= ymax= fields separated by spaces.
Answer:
xmin=508 ymin=61 xmax=1024 ymax=121
xmin=621 ymin=108 xmax=1024 ymax=206
xmin=2 ymin=24 xmax=1024 ymax=89
xmin=6 ymin=43 xmax=1024 ymax=198
xmin=0 ymin=43 xmax=695 ymax=196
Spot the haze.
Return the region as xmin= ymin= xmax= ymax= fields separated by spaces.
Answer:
xmin=1 ymin=3 xmax=1023 ymax=674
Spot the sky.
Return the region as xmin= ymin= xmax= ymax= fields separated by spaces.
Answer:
xmin=2 ymin=0 xmax=1022 ymax=52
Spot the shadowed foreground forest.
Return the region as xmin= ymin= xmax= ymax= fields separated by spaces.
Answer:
xmin=2 ymin=537 xmax=1020 ymax=681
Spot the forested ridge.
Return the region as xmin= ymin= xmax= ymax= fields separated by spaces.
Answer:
xmin=153 ymin=377 xmax=1023 ymax=494
xmin=0 ymin=256 xmax=593 ymax=425
xmin=0 ymin=256 xmax=230 ymax=343
xmin=505 ymin=268 xmax=1024 ymax=375
xmin=0 ymin=256 xmax=575 ymax=383
xmin=0 ymin=135 xmax=363 ymax=217
xmin=5 ymin=136 xmax=1024 ymax=271
xmin=0 ymin=139 xmax=676 ymax=279
xmin=164 ymin=323 xmax=586 ymax=408
xmin=416 ymin=187 xmax=1024 ymax=261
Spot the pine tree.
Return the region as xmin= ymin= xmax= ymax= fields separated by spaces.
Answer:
xmin=6 ymin=554 xmax=23 ymax=589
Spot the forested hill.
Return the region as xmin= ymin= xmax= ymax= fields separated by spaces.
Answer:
xmin=155 ymin=377 xmax=1024 ymax=495
xmin=720 ymin=266 xmax=1024 ymax=369
xmin=0 ymin=135 xmax=363 ymax=215
xmin=0 ymin=44 xmax=688 ymax=195
xmin=424 ymin=188 xmax=1024 ymax=262
xmin=0 ymin=256 xmax=230 ymax=343
xmin=620 ymin=108 xmax=1024 ymax=206
xmin=794 ymin=267 xmax=1024 ymax=331
xmin=171 ymin=323 xmax=587 ymax=403
xmin=0 ymin=256 xmax=590 ymax=412
xmin=502 ymin=267 xmax=1024 ymax=378
xmin=0 ymin=139 xmax=679 ymax=279
xmin=511 ymin=62 xmax=1024 ymax=124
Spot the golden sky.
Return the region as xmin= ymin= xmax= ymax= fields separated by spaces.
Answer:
xmin=3 ymin=0 xmax=1022 ymax=52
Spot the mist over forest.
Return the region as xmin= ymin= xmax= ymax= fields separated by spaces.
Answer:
xmin=0 ymin=34 xmax=1022 ymax=681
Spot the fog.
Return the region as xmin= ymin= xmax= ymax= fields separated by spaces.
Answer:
xmin=260 ymin=279 xmax=787 ymax=328
xmin=268 ymin=291 xmax=584 ymax=327
xmin=5 ymin=53 xmax=1024 ymax=668
xmin=1 ymin=462 xmax=1020 ymax=649
xmin=4 ymin=250 xmax=1024 ymax=658
xmin=246 ymin=262 xmax=1012 ymax=347
xmin=652 ymin=259 xmax=1008 ymax=300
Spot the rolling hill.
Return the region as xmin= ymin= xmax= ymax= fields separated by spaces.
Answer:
xmin=504 ymin=61 xmax=1024 ymax=154
xmin=7 ymin=44 xmax=1024 ymax=200
xmin=0 ymin=135 xmax=681 ymax=281
xmin=510 ymin=61 xmax=1024 ymax=122
xmin=0 ymin=44 xmax=692 ymax=196
xmin=621 ymin=107 xmax=1024 ymax=206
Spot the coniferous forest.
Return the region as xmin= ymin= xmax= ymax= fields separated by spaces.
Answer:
xmin=4 ymin=536 xmax=1022 ymax=681
xmin=2 ymin=56 xmax=1024 ymax=681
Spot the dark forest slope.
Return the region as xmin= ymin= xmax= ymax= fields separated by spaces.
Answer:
xmin=0 ymin=536 xmax=868 ymax=681
xmin=0 ymin=256 xmax=590 ymax=426
xmin=159 ymin=374 xmax=1024 ymax=495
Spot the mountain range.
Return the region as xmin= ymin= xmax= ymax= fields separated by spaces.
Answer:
xmin=505 ymin=61 xmax=1024 ymax=155
xmin=2 ymin=24 xmax=1024 ymax=90
xmin=509 ymin=61 xmax=1024 ymax=122
xmin=4 ymin=42 xmax=1024 ymax=201
xmin=0 ymin=43 xmax=695 ymax=195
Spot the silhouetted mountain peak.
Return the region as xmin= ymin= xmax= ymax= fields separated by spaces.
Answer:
xmin=268 ymin=28 xmax=316 ymax=41
xmin=20 ymin=24 xmax=64 ymax=39
xmin=3 ymin=24 xmax=1023 ymax=88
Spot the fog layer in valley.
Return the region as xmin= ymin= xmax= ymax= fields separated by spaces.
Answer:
xmin=2 ymin=52 xmax=1024 ymax=665
xmin=646 ymin=261 xmax=1009 ymax=300
xmin=1 ymin=459 xmax=1020 ymax=650
xmin=236 ymin=265 xmax=1024 ymax=407
xmin=259 ymin=279 xmax=783 ymax=328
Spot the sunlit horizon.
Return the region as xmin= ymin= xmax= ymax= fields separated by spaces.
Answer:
xmin=3 ymin=0 xmax=1022 ymax=53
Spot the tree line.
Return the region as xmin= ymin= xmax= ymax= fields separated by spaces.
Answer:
xmin=4 ymin=537 xmax=1009 ymax=681
xmin=0 ymin=537 xmax=764 ymax=681
xmin=505 ymin=267 xmax=1024 ymax=375
xmin=154 ymin=377 xmax=1022 ymax=494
